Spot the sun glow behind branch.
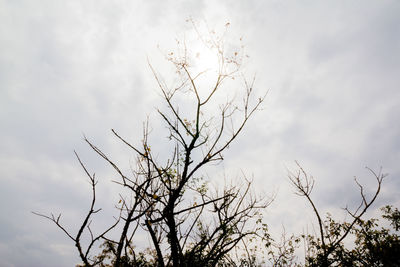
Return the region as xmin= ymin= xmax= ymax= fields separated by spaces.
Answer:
xmin=191 ymin=43 xmax=220 ymax=75
xmin=182 ymin=21 xmax=246 ymax=103
xmin=156 ymin=20 xmax=249 ymax=121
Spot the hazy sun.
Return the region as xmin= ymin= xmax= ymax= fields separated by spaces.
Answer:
xmin=191 ymin=43 xmax=220 ymax=74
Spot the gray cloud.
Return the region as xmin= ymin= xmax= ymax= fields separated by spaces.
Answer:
xmin=1 ymin=0 xmax=399 ymax=265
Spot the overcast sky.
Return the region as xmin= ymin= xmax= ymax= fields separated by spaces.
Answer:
xmin=1 ymin=1 xmax=400 ymax=266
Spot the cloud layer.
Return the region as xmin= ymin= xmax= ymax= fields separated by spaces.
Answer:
xmin=1 ymin=1 xmax=399 ymax=266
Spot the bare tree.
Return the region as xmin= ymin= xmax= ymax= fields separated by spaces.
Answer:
xmin=288 ymin=161 xmax=387 ymax=267
xmin=34 ymin=21 xmax=271 ymax=267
